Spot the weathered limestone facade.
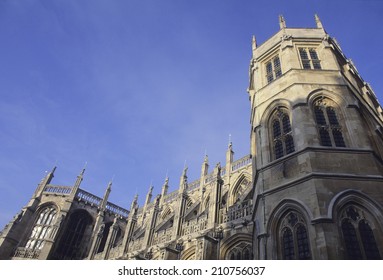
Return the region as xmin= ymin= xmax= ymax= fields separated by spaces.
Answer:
xmin=249 ymin=16 xmax=383 ymax=259
xmin=0 ymin=16 xmax=382 ymax=260
xmin=0 ymin=145 xmax=253 ymax=260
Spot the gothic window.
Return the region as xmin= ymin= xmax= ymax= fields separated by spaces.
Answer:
xmin=25 ymin=206 xmax=57 ymax=251
xmin=299 ymin=48 xmax=321 ymax=69
xmin=53 ymin=210 xmax=92 ymax=260
xmin=266 ymin=55 xmax=282 ymax=84
xmin=313 ymin=98 xmax=346 ymax=147
xmin=279 ymin=211 xmax=311 ymax=260
xmin=339 ymin=206 xmax=381 ymax=260
xmin=226 ymin=242 xmax=252 ymax=260
xmin=282 ymin=228 xmax=295 ymax=259
xmin=271 ymin=109 xmax=295 ymax=160
xmin=359 ymin=220 xmax=381 ymax=259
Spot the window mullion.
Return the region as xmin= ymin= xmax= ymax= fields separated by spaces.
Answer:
xmin=355 ymin=222 xmax=368 ymax=260
xmin=324 ymin=109 xmax=335 ymax=146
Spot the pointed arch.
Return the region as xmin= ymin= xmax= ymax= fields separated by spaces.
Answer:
xmin=24 ymin=203 xmax=59 ymax=251
xmin=229 ymin=173 xmax=252 ymax=206
xmin=307 ymin=89 xmax=351 ymax=147
xmin=259 ymin=103 xmax=295 ymax=161
xmin=180 ymin=245 xmax=196 ymax=260
xmin=267 ymin=199 xmax=313 ymax=260
xmin=161 ymin=205 xmax=174 ymax=221
xmin=186 ymin=197 xmax=194 ymax=209
xmin=220 ymin=232 xmax=252 ymax=260
xmin=328 ymin=189 xmax=383 ymax=221
xmin=330 ymin=189 xmax=383 ymax=259
xmin=51 ymin=209 xmax=93 ymax=260
xmin=203 ymin=195 xmax=210 ymax=211
xmin=259 ymin=98 xmax=293 ymax=125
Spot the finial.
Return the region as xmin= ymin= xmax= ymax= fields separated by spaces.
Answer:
xmin=279 ymin=15 xmax=286 ymax=29
xmin=204 ymin=153 xmax=208 ymax=163
xmin=252 ymin=35 xmax=257 ymax=58
xmin=315 ymin=14 xmax=323 ymax=29
xmin=148 ymin=183 xmax=154 ymax=194
xmin=79 ymin=162 xmax=87 ymax=176
xmin=228 ymin=134 xmax=232 ymax=148
xmin=131 ymin=193 xmax=138 ymax=210
xmin=106 ymin=180 xmax=112 ymax=192
xmin=182 ymin=165 xmax=188 ymax=177
xmin=51 ymin=166 xmax=57 ymax=175
xmin=164 ymin=176 xmax=169 ymax=185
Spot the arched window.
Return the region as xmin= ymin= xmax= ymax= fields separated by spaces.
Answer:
xmin=313 ymin=98 xmax=346 ymax=147
xmin=226 ymin=242 xmax=252 ymax=260
xmin=278 ymin=211 xmax=311 ymax=260
xmin=52 ymin=210 xmax=93 ymax=260
xmin=266 ymin=55 xmax=282 ymax=84
xmin=25 ymin=206 xmax=57 ymax=251
xmin=270 ymin=109 xmax=295 ymax=160
xmin=339 ymin=206 xmax=381 ymax=259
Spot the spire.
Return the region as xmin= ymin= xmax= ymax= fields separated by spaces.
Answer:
xmin=160 ymin=176 xmax=169 ymax=208
xmin=179 ymin=165 xmax=188 ymax=192
xmin=35 ymin=166 xmax=56 ymax=197
xmin=100 ymin=181 xmax=112 ymax=211
xmin=279 ymin=15 xmax=286 ymax=29
xmin=162 ymin=175 xmax=169 ymax=193
xmin=182 ymin=165 xmax=188 ymax=179
xmin=252 ymin=35 xmax=257 ymax=58
xmin=72 ymin=166 xmax=86 ymax=194
xmin=315 ymin=14 xmax=323 ymax=29
xmin=50 ymin=166 xmax=57 ymax=175
xmin=226 ymin=134 xmax=234 ymax=164
xmin=201 ymin=153 xmax=209 ymax=177
xmin=164 ymin=176 xmax=169 ymax=186
xmin=145 ymin=184 xmax=154 ymax=206
xmin=130 ymin=194 xmax=138 ymax=211
xmin=45 ymin=166 xmax=56 ymax=184
xmin=204 ymin=153 xmax=208 ymax=164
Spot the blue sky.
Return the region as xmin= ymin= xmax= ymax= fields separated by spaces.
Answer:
xmin=0 ymin=0 xmax=382 ymax=229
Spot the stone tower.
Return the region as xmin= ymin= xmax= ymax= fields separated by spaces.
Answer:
xmin=1 ymin=15 xmax=382 ymax=261
xmin=249 ymin=15 xmax=383 ymax=259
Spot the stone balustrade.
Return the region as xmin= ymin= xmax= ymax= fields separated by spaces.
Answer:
xmin=221 ymin=200 xmax=253 ymax=223
xmin=13 ymin=247 xmax=40 ymax=259
xmin=151 ymin=230 xmax=173 ymax=246
xmin=43 ymin=185 xmax=72 ymax=195
xmin=181 ymin=218 xmax=208 ymax=236
xmin=231 ymin=155 xmax=252 ymax=172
